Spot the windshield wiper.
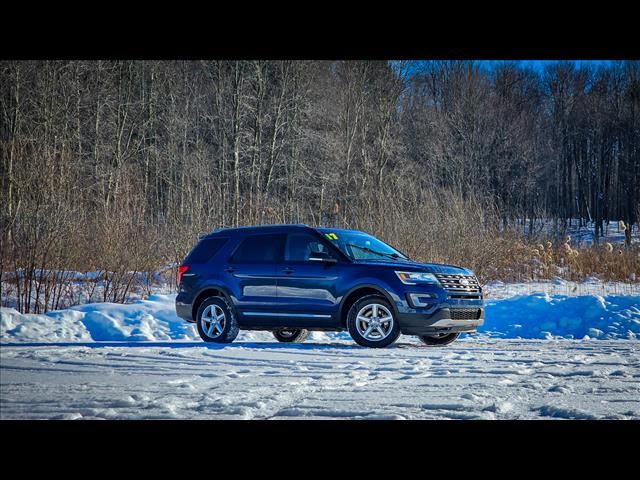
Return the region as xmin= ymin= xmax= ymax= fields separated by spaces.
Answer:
xmin=345 ymin=243 xmax=404 ymax=261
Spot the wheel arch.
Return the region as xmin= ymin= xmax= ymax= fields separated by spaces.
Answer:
xmin=338 ymin=284 xmax=398 ymax=327
xmin=191 ymin=284 xmax=235 ymax=320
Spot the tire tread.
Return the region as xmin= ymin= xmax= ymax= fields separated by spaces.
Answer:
xmin=419 ymin=332 xmax=460 ymax=346
xmin=272 ymin=329 xmax=310 ymax=343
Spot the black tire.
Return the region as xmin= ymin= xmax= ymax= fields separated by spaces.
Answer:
xmin=347 ymin=294 xmax=400 ymax=348
xmin=419 ymin=332 xmax=460 ymax=346
xmin=272 ymin=328 xmax=310 ymax=343
xmin=196 ymin=296 xmax=239 ymax=343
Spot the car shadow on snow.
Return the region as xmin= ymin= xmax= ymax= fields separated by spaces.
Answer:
xmin=0 ymin=340 xmax=424 ymax=350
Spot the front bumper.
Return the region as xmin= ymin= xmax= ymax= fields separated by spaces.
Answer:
xmin=397 ymin=307 xmax=484 ymax=336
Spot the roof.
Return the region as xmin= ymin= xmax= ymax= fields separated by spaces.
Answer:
xmin=204 ymin=224 xmax=369 ymax=237
xmin=206 ymin=224 xmax=313 ymax=236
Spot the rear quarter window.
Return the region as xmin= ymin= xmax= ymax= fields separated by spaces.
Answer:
xmin=230 ymin=234 xmax=285 ymax=263
xmin=183 ymin=237 xmax=228 ymax=264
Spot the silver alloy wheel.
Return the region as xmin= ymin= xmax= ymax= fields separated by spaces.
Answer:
xmin=355 ymin=303 xmax=394 ymax=341
xmin=200 ymin=304 xmax=226 ymax=339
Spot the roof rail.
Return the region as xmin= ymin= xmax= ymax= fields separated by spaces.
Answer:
xmin=205 ymin=223 xmax=311 ymax=235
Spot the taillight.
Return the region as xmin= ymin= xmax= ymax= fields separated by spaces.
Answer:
xmin=177 ymin=265 xmax=189 ymax=285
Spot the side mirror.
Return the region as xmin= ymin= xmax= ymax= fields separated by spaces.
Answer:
xmin=308 ymin=251 xmax=338 ymax=264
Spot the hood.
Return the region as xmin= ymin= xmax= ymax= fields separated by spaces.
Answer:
xmin=352 ymin=258 xmax=473 ymax=275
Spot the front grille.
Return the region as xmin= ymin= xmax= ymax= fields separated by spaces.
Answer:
xmin=434 ymin=273 xmax=481 ymax=293
xmin=450 ymin=308 xmax=482 ymax=320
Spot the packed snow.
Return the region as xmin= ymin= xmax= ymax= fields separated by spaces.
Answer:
xmin=1 ymin=339 xmax=638 ymax=419
xmin=1 ymin=282 xmax=639 ymax=419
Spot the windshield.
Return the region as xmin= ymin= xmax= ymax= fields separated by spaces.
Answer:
xmin=318 ymin=230 xmax=410 ymax=262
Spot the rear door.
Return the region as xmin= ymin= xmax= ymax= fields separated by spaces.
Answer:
xmin=221 ymin=233 xmax=285 ymax=325
xmin=274 ymin=231 xmax=342 ymax=326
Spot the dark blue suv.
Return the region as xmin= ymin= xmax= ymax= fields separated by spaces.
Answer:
xmin=175 ymin=224 xmax=484 ymax=348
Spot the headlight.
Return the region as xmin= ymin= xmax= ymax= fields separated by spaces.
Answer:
xmin=395 ymin=271 xmax=438 ymax=285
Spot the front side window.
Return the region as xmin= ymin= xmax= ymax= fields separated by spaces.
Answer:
xmin=318 ymin=230 xmax=409 ymax=262
xmin=230 ymin=234 xmax=285 ymax=263
xmin=285 ymin=233 xmax=332 ymax=262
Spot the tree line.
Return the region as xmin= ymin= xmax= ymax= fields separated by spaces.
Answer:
xmin=1 ymin=60 xmax=638 ymax=312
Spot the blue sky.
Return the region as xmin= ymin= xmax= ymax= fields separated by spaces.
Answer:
xmin=478 ymin=60 xmax=612 ymax=71
xmin=393 ymin=60 xmax=615 ymax=78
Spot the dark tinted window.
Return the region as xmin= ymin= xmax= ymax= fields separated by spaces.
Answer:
xmin=184 ymin=237 xmax=228 ymax=264
xmin=285 ymin=233 xmax=331 ymax=262
xmin=230 ymin=234 xmax=285 ymax=263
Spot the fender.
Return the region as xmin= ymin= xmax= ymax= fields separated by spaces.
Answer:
xmin=338 ymin=282 xmax=400 ymax=323
xmin=190 ymin=281 xmax=236 ymax=319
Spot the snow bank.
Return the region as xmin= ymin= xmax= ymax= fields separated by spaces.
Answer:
xmin=71 ymin=294 xmax=198 ymax=341
xmin=1 ymin=308 xmax=91 ymax=343
xmin=481 ymin=294 xmax=640 ymax=339
xmin=2 ymin=292 xmax=639 ymax=343
xmin=483 ymin=278 xmax=640 ymax=299
xmin=1 ymin=295 xmax=198 ymax=343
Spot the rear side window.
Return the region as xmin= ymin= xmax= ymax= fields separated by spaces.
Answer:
xmin=184 ymin=237 xmax=228 ymax=264
xmin=230 ymin=234 xmax=285 ymax=263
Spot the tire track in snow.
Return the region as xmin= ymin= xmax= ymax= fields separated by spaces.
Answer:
xmin=1 ymin=339 xmax=638 ymax=419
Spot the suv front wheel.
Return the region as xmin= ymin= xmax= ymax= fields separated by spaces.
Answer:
xmin=347 ymin=294 xmax=400 ymax=348
xmin=196 ymin=296 xmax=239 ymax=343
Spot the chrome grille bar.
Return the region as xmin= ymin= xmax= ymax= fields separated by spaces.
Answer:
xmin=434 ymin=273 xmax=481 ymax=293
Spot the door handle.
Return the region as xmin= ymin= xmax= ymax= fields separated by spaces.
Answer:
xmin=282 ymin=267 xmax=294 ymax=274
xmin=224 ymin=266 xmax=235 ymax=273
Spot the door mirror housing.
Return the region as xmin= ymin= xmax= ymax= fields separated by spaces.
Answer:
xmin=308 ymin=251 xmax=338 ymax=264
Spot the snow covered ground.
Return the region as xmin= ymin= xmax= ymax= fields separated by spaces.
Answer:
xmin=1 ymin=339 xmax=638 ymax=419
xmin=1 ymin=281 xmax=639 ymax=419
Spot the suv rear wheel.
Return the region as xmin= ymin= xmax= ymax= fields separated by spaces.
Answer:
xmin=272 ymin=328 xmax=309 ymax=343
xmin=419 ymin=332 xmax=460 ymax=346
xmin=347 ymin=294 xmax=400 ymax=348
xmin=196 ymin=296 xmax=239 ymax=343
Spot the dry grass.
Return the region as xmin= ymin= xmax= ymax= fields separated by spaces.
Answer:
xmin=2 ymin=181 xmax=638 ymax=313
xmin=441 ymin=235 xmax=640 ymax=284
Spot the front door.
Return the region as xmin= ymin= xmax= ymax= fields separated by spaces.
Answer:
xmin=275 ymin=232 xmax=342 ymax=327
